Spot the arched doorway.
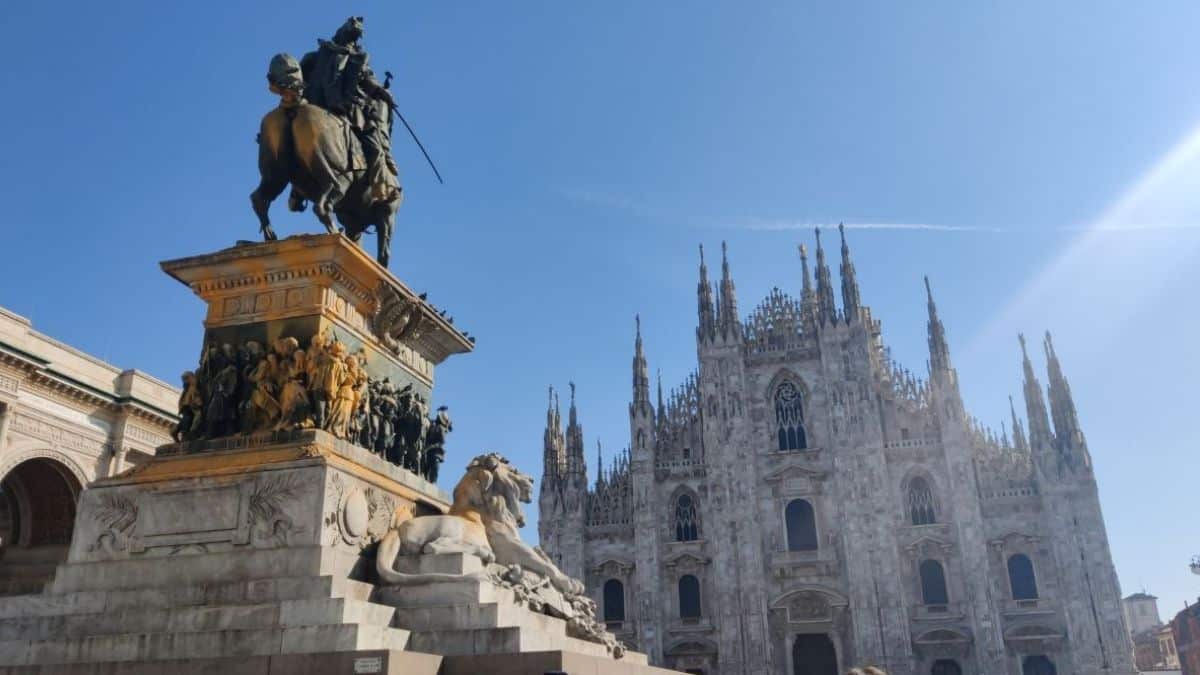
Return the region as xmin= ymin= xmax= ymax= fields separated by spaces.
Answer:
xmin=1022 ymin=655 xmax=1056 ymax=675
xmin=0 ymin=457 xmax=82 ymax=594
xmin=932 ymin=659 xmax=963 ymax=675
xmin=793 ymin=633 xmax=838 ymax=675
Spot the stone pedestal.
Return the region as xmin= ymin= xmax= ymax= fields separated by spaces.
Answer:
xmin=0 ymin=235 xmax=676 ymax=673
xmin=160 ymin=233 xmax=472 ymax=399
xmin=0 ymin=430 xmax=446 ymax=670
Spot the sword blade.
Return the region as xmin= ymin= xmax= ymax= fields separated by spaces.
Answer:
xmin=391 ymin=105 xmax=444 ymax=185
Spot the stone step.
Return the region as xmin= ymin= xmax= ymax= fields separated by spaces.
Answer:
xmin=0 ymin=596 xmax=397 ymax=642
xmin=0 ymin=546 xmax=69 ymax=565
xmin=49 ymin=546 xmax=360 ymax=594
xmin=439 ymin=650 xmax=663 ymax=675
xmin=373 ymin=577 xmax=514 ymax=609
xmin=394 ymin=601 xmax=569 ymax=636
xmin=0 ymin=561 xmax=59 ymax=579
xmin=390 ymin=552 xmax=484 ymax=576
xmin=0 ymin=575 xmax=374 ymax=620
xmin=407 ymin=625 xmax=613 ymax=660
xmin=0 ymin=649 xmax=445 ymax=675
xmin=0 ymin=623 xmax=411 ymax=667
xmin=0 ymin=578 xmax=52 ymax=598
xmin=0 ymin=550 xmax=62 ymax=596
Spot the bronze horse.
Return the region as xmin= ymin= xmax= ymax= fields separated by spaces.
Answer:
xmin=250 ymin=54 xmax=401 ymax=267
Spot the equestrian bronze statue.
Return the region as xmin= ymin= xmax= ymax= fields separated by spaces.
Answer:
xmin=251 ymin=17 xmax=403 ymax=267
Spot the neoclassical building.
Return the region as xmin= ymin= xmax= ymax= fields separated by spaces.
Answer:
xmin=538 ymin=229 xmax=1135 ymax=675
xmin=0 ymin=306 xmax=177 ymax=593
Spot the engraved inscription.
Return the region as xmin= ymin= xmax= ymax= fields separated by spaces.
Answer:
xmin=140 ymin=485 xmax=241 ymax=536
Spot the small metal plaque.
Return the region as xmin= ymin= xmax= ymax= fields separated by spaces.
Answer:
xmin=354 ymin=656 xmax=383 ymax=673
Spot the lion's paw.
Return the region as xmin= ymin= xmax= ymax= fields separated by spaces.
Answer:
xmin=556 ymin=575 xmax=585 ymax=596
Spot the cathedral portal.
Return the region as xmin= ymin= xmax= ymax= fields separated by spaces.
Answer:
xmin=792 ymin=634 xmax=838 ymax=675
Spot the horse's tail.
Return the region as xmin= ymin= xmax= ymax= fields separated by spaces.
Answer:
xmin=259 ymin=106 xmax=298 ymax=168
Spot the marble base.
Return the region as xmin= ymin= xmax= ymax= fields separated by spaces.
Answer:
xmin=0 ymin=432 xmax=439 ymax=669
xmin=374 ymin=554 xmax=651 ymax=665
xmin=0 ymin=649 xmax=681 ymax=675
xmin=0 ymin=436 xmax=676 ymax=672
xmin=0 ymin=649 xmax=443 ymax=674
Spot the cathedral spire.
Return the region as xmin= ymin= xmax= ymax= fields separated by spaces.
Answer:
xmin=565 ymin=381 xmax=586 ymax=477
xmin=1009 ymin=394 xmax=1029 ymax=452
xmin=547 ymin=385 xmax=560 ymax=432
xmin=1044 ymin=332 xmax=1087 ymax=456
xmin=631 ymin=315 xmax=651 ymax=414
xmin=656 ymin=368 xmax=665 ymax=420
xmin=568 ymin=381 xmax=577 ymax=427
xmin=543 ymin=385 xmax=565 ymax=480
xmin=696 ymin=244 xmax=716 ymax=341
xmin=799 ymin=244 xmax=817 ymax=333
xmin=718 ymin=241 xmax=740 ymax=337
xmin=838 ymin=223 xmax=861 ymax=321
xmin=1019 ymin=334 xmax=1052 ymax=451
xmin=814 ymin=228 xmax=838 ymax=324
xmin=595 ymin=439 xmax=604 ymax=486
xmin=925 ymin=276 xmax=952 ymax=373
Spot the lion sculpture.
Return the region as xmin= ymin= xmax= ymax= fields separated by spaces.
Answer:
xmin=376 ymin=453 xmax=622 ymax=656
xmin=377 ymin=453 xmax=582 ymax=594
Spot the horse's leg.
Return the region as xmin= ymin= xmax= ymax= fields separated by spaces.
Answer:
xmin=250 ymin=173 xmax=287 ymax=241
xmin=287 ymin=188 xmax=307 ymax=213
xmin=309 ymin=186 xmax=338 ymax=234
xmin=299 ymin=148 xmax=340 ymax=234
xmin=338 ymin=208 xmax=363 ymax=244
xmin=376 ymin=209 xmax=394 ymax=268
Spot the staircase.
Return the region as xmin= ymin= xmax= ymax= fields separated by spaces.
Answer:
xmin=376 ymin=553 xmax=649 ymax=665
xmin=0 ymin=547 xmax=65 ymax=597
xmin=0 ymin=549 xmax=413 ymax=670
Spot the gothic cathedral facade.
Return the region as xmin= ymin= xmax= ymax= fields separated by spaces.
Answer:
xmin=538 ymin=228 xmax=1135 ymax=675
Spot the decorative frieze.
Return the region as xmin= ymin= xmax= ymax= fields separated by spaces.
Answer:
xmin=785 ymin=592 xmax=832 ymax=623
xmin=904 ymin=534 xmax=956 ymax=559
xmin=123 ymin=423 xmax=168 ymax=447
xmin=0 ymin=372 xmax=19 ymax=396
xmin=9 ymin=412 xmax=107 ymax=456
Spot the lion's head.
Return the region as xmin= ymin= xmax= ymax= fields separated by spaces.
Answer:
xmin=450 ymin=453 xmax=534 ymax=530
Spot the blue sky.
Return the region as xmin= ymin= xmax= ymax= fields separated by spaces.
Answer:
xmin=1 ymin=2 xmax=1197 ymax=615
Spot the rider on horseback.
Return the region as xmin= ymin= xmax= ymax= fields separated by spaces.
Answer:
xmin=299 ymin=16 xmax=401 ymax=206
xmin=254 ymin=17 xmax=405 ymax=267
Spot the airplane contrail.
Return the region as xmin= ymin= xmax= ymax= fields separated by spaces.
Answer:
xmin=740 ymin=220 xmax=1003 ymax=233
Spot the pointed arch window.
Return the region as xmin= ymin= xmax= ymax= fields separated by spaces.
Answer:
xmin=784 ymin=499 xmax=818 ymax=551
xmin=774 ymin=381 xmax=807 ymax=451
xmin=1007 ymin=553 xmax=1038 ymax=600
xmin=678 ymin=574 xmax=702 ymax=619
xmin=674 ymin=493 xmax=700 ymax=542
xmin=603 ymin=579 xmax=625 ymax=625
xmin=907 ymin=476 xmax=936 ymax=525
xmin=919 ymin=559 xmax=949 ymax=606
